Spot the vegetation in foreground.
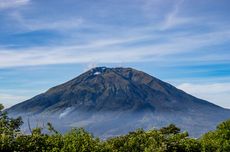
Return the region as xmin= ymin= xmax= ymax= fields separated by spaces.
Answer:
xmin=0 ymin=104 xmax=230 ymax=152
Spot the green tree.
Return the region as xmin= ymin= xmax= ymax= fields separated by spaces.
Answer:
xmin=160 ymin=124 xmax=181 ymax=135
xmin=0 ymin=103 xmax=23 ymax=151
xmin=200 ymin=119 xmax=230 ymax=152
xmin=1 ymin=103 xmax=230 ymax=152
xmin=61 ymin=128 xmax=100 ymax=152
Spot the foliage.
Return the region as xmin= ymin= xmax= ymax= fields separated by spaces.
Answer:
xmin=0 ymin=104 xmax=23 ymax=152
xmin=159 ymin=124 xmax=181 ymax=135
xmin=200 ymin=119 xmax=230 ymax=152
xmin=0 ymin=103 xmax=230 ymax=152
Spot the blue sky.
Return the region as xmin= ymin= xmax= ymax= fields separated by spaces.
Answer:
xmin=0 ymin=0 xmax=230 ymax=108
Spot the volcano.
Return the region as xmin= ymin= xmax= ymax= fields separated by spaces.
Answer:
xmin=7 ymin=67 xmax=230 ymax=138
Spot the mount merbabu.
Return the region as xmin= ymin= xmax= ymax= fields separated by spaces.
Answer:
xmin=7 ymin=67 xmax=230 ymax=138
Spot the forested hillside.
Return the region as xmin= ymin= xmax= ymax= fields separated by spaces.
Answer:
xmin=1 ymin=104 xmax=230 ymax=152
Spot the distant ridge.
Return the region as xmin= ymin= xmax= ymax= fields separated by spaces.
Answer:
xmin=7 ymin=67 xmax=230 ymax=138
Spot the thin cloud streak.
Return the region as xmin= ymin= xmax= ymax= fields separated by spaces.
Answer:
xmin=160 ymin=0 xmax=191 ymax=30
xmin=0 ymin=0 xmax=29 ymax=9
xmin=8 ymin=11 xmax=84 ymax=31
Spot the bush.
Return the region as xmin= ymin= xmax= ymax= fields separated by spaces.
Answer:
xmin=1 ymin=103 xmax=230 ymax=152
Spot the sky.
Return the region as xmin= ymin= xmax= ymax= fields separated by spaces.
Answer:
xmin=0 ymin=0 xmax=230 ymax=108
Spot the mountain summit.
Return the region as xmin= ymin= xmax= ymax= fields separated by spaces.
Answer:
xmin=7 ymin=67 xmax=230 ymax=138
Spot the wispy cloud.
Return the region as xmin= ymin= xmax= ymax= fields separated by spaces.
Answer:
xmin=160 ymin=0 xmax=193 ymax=30
xmin=8 ymin=11 xmax=84 ymax=31
xmin=0 ymin=0 xmax=29 ymax=9
xmin=0 ymin=88 xmax=46 ymax=108
xmin=0 ymin=28 xmax=229 ymax=68
xmin=84 ymin=63 xmax=98 ymax=72
xmin=177 ymin=83 xmax=230 ymax=109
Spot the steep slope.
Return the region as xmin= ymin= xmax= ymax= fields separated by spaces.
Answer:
xmin=7 ymin=67 xmax=230 ymax=138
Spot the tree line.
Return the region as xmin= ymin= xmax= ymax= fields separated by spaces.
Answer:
xmin=0 ymin=104 xmax=230 ymax=152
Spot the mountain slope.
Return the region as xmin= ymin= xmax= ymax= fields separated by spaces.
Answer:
xmin=7 ymin=67 xmax=230 ymax=138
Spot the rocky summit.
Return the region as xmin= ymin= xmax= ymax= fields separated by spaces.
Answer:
xmin=7 ymin=67 xmax=230 ymax=138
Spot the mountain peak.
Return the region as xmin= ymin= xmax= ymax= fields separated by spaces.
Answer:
xmin=7 ymin=67 xmax=230 ymax=138
xmin=86 ymin=67 xmax=153 ymax=82
xmin=8 ymin=66 xmax=220 ymax=114
xmin=90 ymin=66 xmax=107 ymax=73
xmin=88 ymin=67 xmax=134 ymax=75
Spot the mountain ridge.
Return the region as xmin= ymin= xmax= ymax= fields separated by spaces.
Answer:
xmin=7 ymin=67 xmax=230 ymax=138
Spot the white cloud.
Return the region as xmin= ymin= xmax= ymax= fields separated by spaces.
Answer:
xmin=0 ymin=0 xmax=29 ymax=9
xmin=59 ymin=107 xmax=74 ymax=119
xmin=141 ymin=0 xmax=175 ymax=19
xmin=84 ymin=63 xmax=98 ymax=72
xmin=177 ymin=83 xmax=230 ymax=109
xmin=0 ymin=89 xmax=45 ymax=108
xmin=141 ymin=0 xmax=193 ymax=30
xmin=8 ymin=11 xmax=84 ymax=31
xmin=0 ymin=28 xmax=230 ymax=68
xmin=0 ymin=93 xmax=28 ymax=108
xmin=160 ymin=0 xmax=189 ymax=30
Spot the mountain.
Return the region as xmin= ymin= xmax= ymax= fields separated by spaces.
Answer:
xmin=7 ymin=67 xmax=230 ymax=138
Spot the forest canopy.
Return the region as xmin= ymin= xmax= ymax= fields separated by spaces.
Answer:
xmin=0 ymin=103 xmax=230 ymax=152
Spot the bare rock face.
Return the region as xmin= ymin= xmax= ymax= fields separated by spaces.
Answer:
xmin=7 ymin=67 xmax=230 ymax=138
